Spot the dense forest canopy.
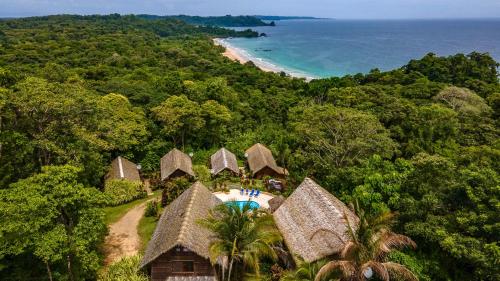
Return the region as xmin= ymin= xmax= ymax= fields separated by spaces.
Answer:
xmin=0 ymin=14 xmax=499 ymax=281
xmin=139 ymin=14 xmax=274 ymax=27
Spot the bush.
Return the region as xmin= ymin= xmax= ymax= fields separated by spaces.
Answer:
xmin=98 ymin=255 xmax=148 ymax=281
xmin=104 ymin=180 xmax=147 ymax=206
xmin=193 ymin=164 xmax=211 ymax=183
xmin=161 ymin=176 xmax=192 ymax=206
xmin=144 ymin=200 xmax=159 ymax=217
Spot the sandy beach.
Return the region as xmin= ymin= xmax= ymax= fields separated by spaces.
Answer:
xmin=213 ymin=38 xmax=276 ymax=72
xmin=213 ymin=38 xmax=314 ymax=80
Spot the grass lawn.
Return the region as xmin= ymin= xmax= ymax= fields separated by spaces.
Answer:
xmin=103 ymin=190 xmax=161 ymax=225
xmin=138 ymin=212 xmax=161 ymax=253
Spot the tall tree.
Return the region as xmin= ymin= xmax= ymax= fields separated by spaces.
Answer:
xmin=0 ymin=165 xmax=107 ymax=280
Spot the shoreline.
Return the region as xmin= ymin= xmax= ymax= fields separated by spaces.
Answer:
xmin=213 ymin=38 xmax=315 ymax=81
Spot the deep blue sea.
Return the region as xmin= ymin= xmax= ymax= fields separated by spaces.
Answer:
xmin=224 ymin=19 xmax=500 ymax=78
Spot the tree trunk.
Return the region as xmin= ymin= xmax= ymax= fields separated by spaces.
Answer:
xmin=227 ymin=257 xmax=235 ymax=281
xmin=67 ymin=255 xmax=75 ymax=281
xmin=45 ymin=260 xmax=53 ymax=281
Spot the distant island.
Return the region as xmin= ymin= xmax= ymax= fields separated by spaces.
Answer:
xmin=138 ymin=14 xmax=275 ymax=27
xmin=254 ymin=15 xmax=325 ymax=20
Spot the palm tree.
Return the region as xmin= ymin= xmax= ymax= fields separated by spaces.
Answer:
xmin=282 ymin=258 xmax=331 ymax=281
xmin=315 ymin=203 xmax=418 ymax=281
xmin=199 ymin=201 xmax=282 ymax=281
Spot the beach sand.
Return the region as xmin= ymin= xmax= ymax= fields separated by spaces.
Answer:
xmin=214 ymin=38 xmax=276 ymax=73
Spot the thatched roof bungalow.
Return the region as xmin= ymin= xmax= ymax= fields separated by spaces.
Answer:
xmin=245 ymin=143 xmax=288 ymax=179
xmin=273 ymin=178 xmax=358 ymax=263
xmin=161 ymin=148 xmax=195 ymax=181
xmin=210 ymin=148 xmax=239 ymax=176
xmin=141 ymin=182 xmax=220 ymax=280
xmin=105 ymin=156 xmax=141 ymax=182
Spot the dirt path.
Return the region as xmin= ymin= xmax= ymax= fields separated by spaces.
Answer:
xmin=104 ymin=202 xmax=147 ymax=265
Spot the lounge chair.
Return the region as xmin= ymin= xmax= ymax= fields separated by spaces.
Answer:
xmin=246 ymin=188 xmax=249 ymax=195
xmin=254 ymin=190 xmax=260 ymax=197
xmin=240 ymin=188 xmax=244 ymax=195
xmin=249 ymin=189 xmax=255 ymax=197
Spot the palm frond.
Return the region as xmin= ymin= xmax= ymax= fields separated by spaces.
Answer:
xmin=314 ymin=260 xmax=354 ymax=281
xmin=375 ymin=232 xmax=416 ymax=260
xmin=361 ymin=261 xmax=389 ymax=281
xmin=383 ymin=262 xmax=418 ymax=281
xmin=340 ymin=241 xmax=358 ymax=259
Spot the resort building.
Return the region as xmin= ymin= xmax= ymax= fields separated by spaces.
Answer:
xmin=245 ymin=143 xmax=288 ymax=179
xmin=141 ymin=182 xmax=220 ymax=280
xmin=210 ymin=147 xmax=239 ymax=177
xmin=273 ymin=178 xmax=359 ymax=263
xmin=104 ymin=156 xmax=141 ymax=182
xmin=160 ymin=148 xmax=195 ymax=181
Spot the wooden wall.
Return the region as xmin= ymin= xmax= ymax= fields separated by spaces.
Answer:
xmin=150 ymin=246 xmax=215 ymax=281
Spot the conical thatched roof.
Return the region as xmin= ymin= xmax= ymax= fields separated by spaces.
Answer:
xmin=273 ymin=178 xmax=358 ymax=263
xmin=210 ymin=148 xmax=239 ymax=176
xmin=141 ymin=182 xmax=221 ymax=268
xmin=160 ymin=148 xmax=195 ymax=180
xmin=245 ymin=143 xmax=287 ymax=177
xmin=105 ymin=156 xmax=141 ymax=182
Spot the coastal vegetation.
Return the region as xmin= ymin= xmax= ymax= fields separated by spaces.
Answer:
xmin=139 ymin=15 xmax=275 ymax=27
xmin=0 ymin=14 xmax=498 ymax=281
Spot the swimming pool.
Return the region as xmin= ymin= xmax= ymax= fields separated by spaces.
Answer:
xmin=224 ymin=200 xmax=260 ymax=210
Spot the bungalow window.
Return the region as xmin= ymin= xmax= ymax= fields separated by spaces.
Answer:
xmin=182 ymin=261 xmax=194 ymax=272
xmin=172 ymin=260 xmax=195 ymax=273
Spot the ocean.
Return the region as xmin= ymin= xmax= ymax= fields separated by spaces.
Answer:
xmin=223 ymin=19 xmax=500 ymax=79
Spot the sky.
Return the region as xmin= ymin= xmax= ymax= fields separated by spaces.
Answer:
xmin=1 ymin=0 xmax=500 ymax=19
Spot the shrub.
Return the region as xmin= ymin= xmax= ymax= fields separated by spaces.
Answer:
xmin=161 ymin=176 xmax=192 ymax=207
xmin=193 ymin=164 xmax=211 ymax=183
xmin=98 ymin=255 xmax=148 ymax=281
xmin=144 ymin=200 xmax=159 ymax=217
xmin=104 ymin=180 xmax=147 ymax=206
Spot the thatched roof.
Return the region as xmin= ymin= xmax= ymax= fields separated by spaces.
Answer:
xmin=105 ymin=156 xmax=141 ymax=182
xmin=160 ymin=148 xmax=195 ymax=180
xmin=245 ymin=143 xmax=287 ymax=177
xmin=210 ymin=148 xmax=239 ymax=176
xmin=141 ymin=182 xmax=221 ymax=268
xmin=273 ymin=178 xmax=358 ymax=263
xmin=268 ymin=195 xmax=286 ymax=213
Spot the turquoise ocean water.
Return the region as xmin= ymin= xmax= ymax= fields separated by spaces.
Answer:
xmin=223 ymin=19 xmax=500 ymax=78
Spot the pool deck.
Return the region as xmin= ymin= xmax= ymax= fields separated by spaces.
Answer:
xmin=213 ymin=188 xmax=275 ymax=209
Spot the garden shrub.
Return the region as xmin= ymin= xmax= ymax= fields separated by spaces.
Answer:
xmin=98 ymin=254 xmax=148 ymax=281
xmin=144 ymin=200 xmax=159 ymax=217
xmin=104 ymin=179 xmax=146 ymax=206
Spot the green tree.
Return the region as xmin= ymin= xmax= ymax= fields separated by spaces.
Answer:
xmin=151 ymin=95 xmax=204 ymax=148
xmin=200 ymin=202 xmax=282 ymax=281
xmin=201 ymin=99 xmax=232 ymax=145
xmin=291 ymin=104 xmax=396 ymax=169
xmin=0 ymin=165 xmax=107 ymax=280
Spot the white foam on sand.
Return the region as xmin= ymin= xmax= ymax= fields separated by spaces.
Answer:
xmin=214 ymin=38 xmax=316 ymax=81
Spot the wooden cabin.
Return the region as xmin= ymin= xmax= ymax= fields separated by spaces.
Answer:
xmin=141 ymin=182 xmax=221 ymax=281
xmin=273 ymin=178 xmax=358 ymax=263
xmin=160 ymin=148 xmax=195 ymax=181
xmin=245 ymin=143 xmax=288 ymax=179
xmin=210 ymin=148 xmax=239 ymax=177
xmin=105 ymin=156 xmax=141 ymax=182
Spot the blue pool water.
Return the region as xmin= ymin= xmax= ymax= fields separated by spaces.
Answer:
xmin=225 ymin=200 xmax=260 ymax=210
xmin=225 ymin=19 xmax=500 ymax=78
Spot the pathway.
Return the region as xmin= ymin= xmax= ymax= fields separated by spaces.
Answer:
xmin=103 ymin=201 xmax=147 ymax=265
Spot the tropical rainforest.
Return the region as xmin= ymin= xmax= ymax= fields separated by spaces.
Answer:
xmin=0 ymin=14 xmax=498 ymax=281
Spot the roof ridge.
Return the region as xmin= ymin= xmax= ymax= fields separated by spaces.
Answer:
xmin=178 ymin=182 xmax=199 ymax=245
